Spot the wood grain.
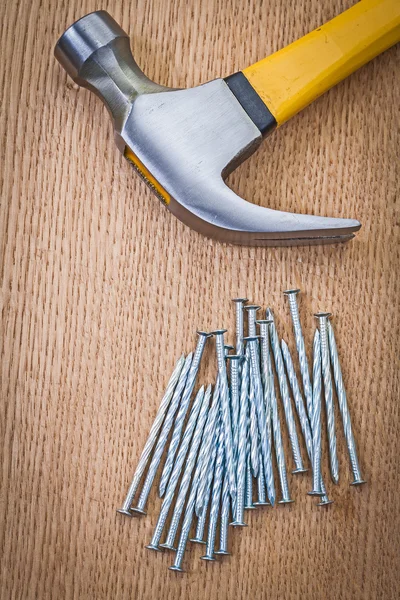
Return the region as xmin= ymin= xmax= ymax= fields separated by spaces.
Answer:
xmin=1 ymin=1 xmax=399 ymax=598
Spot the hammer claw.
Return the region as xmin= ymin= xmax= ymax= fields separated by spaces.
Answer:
xmin=166 ymin=175 xmax=361 ymax=246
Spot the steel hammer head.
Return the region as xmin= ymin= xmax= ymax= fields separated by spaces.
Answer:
xmin=55 ymin=11 xmax=361 ymax=246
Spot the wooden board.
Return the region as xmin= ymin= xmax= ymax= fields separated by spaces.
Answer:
xmin=1 ymin=1 xmax=399 ymax=598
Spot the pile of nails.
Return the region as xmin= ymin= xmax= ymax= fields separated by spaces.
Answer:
xmin=118 ymin=290 xmax=365 ymax=572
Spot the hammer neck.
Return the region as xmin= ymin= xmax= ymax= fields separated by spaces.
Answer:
xmin=78 ymin=37 xmax=166 ymax=130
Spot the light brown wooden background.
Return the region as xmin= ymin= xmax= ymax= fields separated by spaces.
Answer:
xmin=1 ymin=1 xmax=399 ymax=598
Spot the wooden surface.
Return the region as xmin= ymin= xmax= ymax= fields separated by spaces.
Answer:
xmin=1 ymin=1 xmax=399 ymax=598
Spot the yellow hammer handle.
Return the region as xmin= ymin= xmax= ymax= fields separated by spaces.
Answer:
xmin=243 ymin=0 xmax=400 ymax=126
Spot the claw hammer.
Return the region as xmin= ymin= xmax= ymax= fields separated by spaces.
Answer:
xmin=55 ymin=0 xmax=400 ymax=246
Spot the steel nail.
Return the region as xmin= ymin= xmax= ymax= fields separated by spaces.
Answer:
xmin=244 ymin=453 xmax=256 ymax=510
xmin=146 ymin=386 xmax=206 ymax=551
xmin=194 ymin=381 xmax=221 ymax=516
xmin=281 ymin=340 xmax=313 ymax=460
xmin=328 ymin=321 xmax=366 ymax=486
xmin=244 ymin=305 xmax=261 ymax=336
xmin=131 ymin=353 xmax=193 ymax=515
xmin=159 ymin=332 xmax=210 ymax=497
xmin=308 ymin=330 xmax=324 ymax=496
xmin=232 ymin=297 xmax=248 ymax=357
xmin=169 ymin=413 xmax=219 ymax=571
xmin=253 ymin=459 xmax=270 ymax=506
xmin=249 ymin=364 xmax=260 ymax=477
xmin=117 ymin=354 xmax=185 ymax=516
xmin=211 ymin=330 xmax=237 ymax=500
xmin=231 ymin=349 xmax=249 ymax=526
xmin=244 ymin=335 xmax=275 ymax=505
xmin=161 ymin=385 xmax=212 ymax=550
xmin=245 ymin=308 xmax=266 ymax=490
xmin=256 ymin=320 xmax=272 ymax=412
xmin=168 ymin=492 xmax=196 ymax=572
xmin=282 ymin=339 xmax=332 ymax=504
xmin=191 ymin=511 xmax=208 ymax=545
xmin=215 ymin=474 xmax=231 ymax=555
xmin=257 ymin=320 xmax=293 ymax=504
xmin=190 ymin=441 xmax=217 ymax=544
xmin=254 ymin=321 xmax=274 ymax=507
xmin=315 ymin=313 xmax=339 ymax=485
xmin=267 ymin=308 xmax=306 ymax=473
xmin=284 ymin=289 xmax=313 ymax=421
xmin=200 ymin=416 xmax=225 ymax=561
xmin=227 ymin=354 xmax=242 ymax=458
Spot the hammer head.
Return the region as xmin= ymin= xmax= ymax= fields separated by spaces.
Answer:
xmin=55 ymin=11 xmax=360 ymax=246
